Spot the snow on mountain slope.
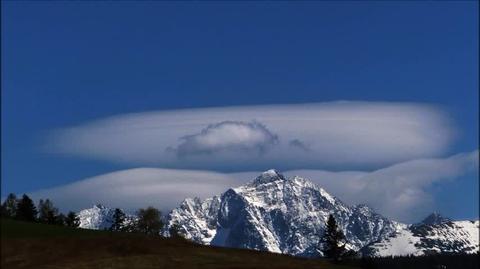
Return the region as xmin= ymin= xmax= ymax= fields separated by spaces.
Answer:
xmin=166 ymin=196 xmax=220 ymax=244
xmin=363 ymin=225 xmax=423 ymax=257
xmin=78 ymin=204 xmax=115 ymax=230
xmin=77 ymin=171 xmax=478 ymax=258
xmin=363 ymin=214 xmax=479 ymax=257
xmin=78 ymin=204 xmax=135 ymax=230
xmin=166 ymin=170 xmax=398 ymax=257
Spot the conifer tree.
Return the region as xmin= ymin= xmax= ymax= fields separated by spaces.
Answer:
xmin=55 ymin=213 xmax=66 ymax=226
xmin=320 ymin=214 xmax=346 ymax=261
xmin=1 ymin=193 xmax=18 ymax=218
xmin=38 ymin=199 xmax=59 ymax=224
xmin=16 ymin=194 xmax=37 ymax=222
xmin=169 ymin=223 xmax=183 ymax=239
xmin=65 ymin=211 xmax=80 ymax=227
xmin=110 ymin=208 xmax=126 ymax=232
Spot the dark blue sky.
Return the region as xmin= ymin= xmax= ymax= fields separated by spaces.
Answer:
xmin=2 ymin=2 xmax=478 ymax=220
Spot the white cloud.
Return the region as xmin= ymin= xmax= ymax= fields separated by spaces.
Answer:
xmin=47 ymin=101 xmax=456 ymax=171
xmin=171 ymin=121 xmax=279 ymax=157
xmin=28 ymin=151 xmax=477 ymax=223
xmin=285 ymin=150 xmax=479 ymax=222
xmin=29 ymin=168 xmax=244 ymax=214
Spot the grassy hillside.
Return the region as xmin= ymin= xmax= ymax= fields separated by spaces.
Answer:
xmin=1 ymin=219 xmax=355 ymax=269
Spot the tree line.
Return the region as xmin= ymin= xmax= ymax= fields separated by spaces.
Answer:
xmin=105 ymin=205 xmax=350 ymax=260
xmin=0 ymin=193 xmax=181 ymax=237
xmin=3 ymin=193 xmax=475 ymax=268
xmin=1 ymin=193 xmax=343 ymax=256
xmin=1 ymin=193 xmax=339 ymax=252
xmin=1 ymin=193 xmax=80 ymax=227
xmin=2 ymin=193 xmax=345 ymax=257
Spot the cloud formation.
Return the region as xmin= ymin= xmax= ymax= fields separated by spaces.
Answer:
xmin=29 ymin=150 xmax=478 ymax=222
xmin=47 ymin=101 xmax=456 ymax=171
xmin=29 ymin=168 xmax=241 ymax=214
xmin=288 ymin=139 xmax=310 ymax=151
xmin=172 ymin=121 xmax=279 ymax=157
xmin=285 ymin=150 xmax=479 ymax=222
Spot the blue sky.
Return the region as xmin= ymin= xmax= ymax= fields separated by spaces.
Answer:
xmin=2 ymin=2 xmax=478 ymax=222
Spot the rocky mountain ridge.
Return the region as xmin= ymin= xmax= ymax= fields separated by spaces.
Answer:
xmin=77 ymin=170 xmax=479 ymax=257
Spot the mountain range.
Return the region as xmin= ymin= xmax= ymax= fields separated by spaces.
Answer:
xmin=78 ymin=169 xmax=479 ymax=257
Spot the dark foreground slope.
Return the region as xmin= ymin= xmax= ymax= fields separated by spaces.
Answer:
xmin=0 ymin=219 xmax=354 ymax=269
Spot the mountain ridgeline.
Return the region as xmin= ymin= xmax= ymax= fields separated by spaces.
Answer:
xmin=77 ymin=170 xmax=479 ymax=257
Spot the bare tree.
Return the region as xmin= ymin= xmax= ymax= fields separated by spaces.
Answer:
xmin=136 ymin=206 xmax=163 ymax=236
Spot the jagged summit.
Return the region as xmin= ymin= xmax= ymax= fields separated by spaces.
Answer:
xmin=78 ymin=204 xmax=136 ymax=230
xmin=420 ymin=212 xmax=451 ymax=226
xmin=167 ymin=170 xmax=398 ymax=256
xmin=76 ymin=170 xmax=479 ymax=258
xmin=78 ymin=204 xmax=116 ymax=230
xmin=251 ymin=169 xmax=286 ymax=185
xmin=364 ymin=217 xmax=479 ymax=257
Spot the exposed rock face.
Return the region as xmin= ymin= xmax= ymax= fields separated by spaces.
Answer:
xmin=78 ymin=204 xmax=136 ymax=230
xmin=363 ymin=218 xmax=479 ymax=257
xmin=420 ymin=212 xmax=451 ymax=226
xmin=77 ymin=170 xmax=479 ymax=257
xmin=166 ymin=170 xmax=399 ymax=257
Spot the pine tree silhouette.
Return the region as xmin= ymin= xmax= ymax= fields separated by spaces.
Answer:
xmin=320 ymin=214 xmax=346 ymax=261
xmin=16 ymin=194 xmax=37 ymax=222
xmin=38 ymin=199 xmax=59 ymax=224
xmin=65 ymin=211 xmax=80 ymax=227
xmin=110 ymin=208 xmax=126 ymax=232
xmin=169 ymin=223 xmax=183 ymax=238
xmin=1 ymin=193 xmax=17 ymax=218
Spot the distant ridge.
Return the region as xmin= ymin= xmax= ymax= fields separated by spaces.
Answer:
xmin=77 ymin=170 xmax=480 ymax=257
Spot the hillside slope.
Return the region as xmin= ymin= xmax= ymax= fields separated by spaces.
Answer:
xmin=0 ymin=219 xmax=355 ymax=269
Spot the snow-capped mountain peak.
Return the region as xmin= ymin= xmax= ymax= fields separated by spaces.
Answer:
xmin=76 ymin=170 xmax=479 ymax=258
xmin=167 ymin=170 xmax=398 ymax=257
xmin=363 ymin=219 xmax=479 ymax=257
xmin=78 ymin=204 xmax=116 ymax=230
xmin=251 ymin=169 xmax=286 ymax=185
xmin=78 ymin=204 xmax=136 ymax=230
xmin=420 ymin=212 xmax=451 ymax=226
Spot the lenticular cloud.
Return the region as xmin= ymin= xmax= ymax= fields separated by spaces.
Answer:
xmin=47 ymin=101 xmax=455 ymax=171
xmin=28 ymin=150 xmax=478 ymax=222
